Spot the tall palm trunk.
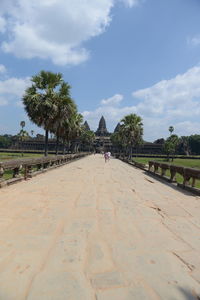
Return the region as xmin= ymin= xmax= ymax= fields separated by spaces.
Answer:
xmin=63 ymin=138 xmax=66 ymax=155
xmin=44 ymin=130 xmax=49 ymax=156
xmin=68 ymin=141 xmax=71 ymax=153
xmin=129 ymin=146 xmax=133 ymax=161
xmin=56 ymin=134 xmax=59 ymax=155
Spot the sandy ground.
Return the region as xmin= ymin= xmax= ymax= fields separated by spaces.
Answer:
xmin=0 ymin=154 xmax=200 ymax=300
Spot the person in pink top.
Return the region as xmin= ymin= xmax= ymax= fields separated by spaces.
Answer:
xmin=107 ymin=151 xmax=111 ymax=160
xmin=104 ymin=152 xmax=109 ymax=162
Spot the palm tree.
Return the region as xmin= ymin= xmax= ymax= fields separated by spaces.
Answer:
xmin=68 ymin=113 xmax=83 ymax=153
xmin=20 ymin=121 xmax=25 ymax=130
xmin=164 ymin=134 xmax=179 ymax=161
xmin=81 ymin=129 xmax=95 ymax=152
xmin=169 ymin=126 xmax=174 ymax=135
xmin=120 ymin=114 xmax=143 ymax=159
xmin=179 ymin=136 xmax=190 ymax=156
xmin=51 ymin=82 xmax=76 ymax=155
xmin=18 ymin=121 xmax=29 ymax=156
xmin=23 ymin=70 xmax=63 ymax=156
xmin=31 ymin=130 xmax=34 ymax=137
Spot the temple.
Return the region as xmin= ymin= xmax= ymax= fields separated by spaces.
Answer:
xmin=114 ymin=123 xmax=121 ymax=133
xmin=83 ymin=121 xmax=90 ymax=131
xmin=12 ymin=115 xmax=163 ymax=154
xmin=95 ymin=116 xmax=109 ymax=136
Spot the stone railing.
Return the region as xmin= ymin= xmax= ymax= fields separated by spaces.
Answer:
xmin=117 ymin=156 xmax=147 ymax=170
xmin=148 ymin=161 xmax=200 ymax=188
xmin=0 ymin=153 xmax=87 ymax=188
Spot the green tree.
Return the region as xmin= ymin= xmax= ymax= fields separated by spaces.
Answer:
xmin=69 ymin=113 xmax=83 ymax=153
xmin=178 ymin=136 xmax=190 ymax=156
xmin=18 ymin=121 xmax=29 ymax=156
xmin=168 ymin=126 xmax=174 ymax=135
xmin=20 ymin=121 xmax=25 ymax=130
xmin=23 ymin=70 xmax=63 ymax=156
xmin=50 ymin=82 xmax=77 ymax=155
xmin=81 ymin=129 xmax=95 ymax=152
xmin=59 ymin=110 xmax=83 ymax=154
xmin=111 ymin=126 xmax=124 ymax=156
xmin=0 ymin=135 xmax=12 ymax=148
xmin=188 ymin=135 xmax=200 ymax=155
xmin=163 ymin=134 xmax=179 ymax=161
xmin=120 ymin=114 xmax=143 ymax=159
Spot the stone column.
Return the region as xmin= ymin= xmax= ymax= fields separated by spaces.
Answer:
xmin=0 ymin=165 xmax=5 ymax=187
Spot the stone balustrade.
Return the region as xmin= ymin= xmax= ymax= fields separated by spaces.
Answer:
xmin=0 ymin=153 xmax=88 ymax=188
xmin=148 ymin=160 xmax=200 ymax=188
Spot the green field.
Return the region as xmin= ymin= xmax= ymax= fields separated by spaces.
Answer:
xmin=134 ymin=157 xmax=200 ymax=188
xmin=0 ymin=152 xmax=44 ymax=161
xmin=134 ymin=157 xmax=200 ymax=169
xmin=0 ymin=152 xmax=48 ymax=181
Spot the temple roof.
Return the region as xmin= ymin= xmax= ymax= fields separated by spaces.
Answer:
xmin=83 ymin=121 xmax=90 ymax=131
xmin=114 ymin=123 xmax=121 ymax=133
xmin=96 ymin=116 xmax=109 ymax=136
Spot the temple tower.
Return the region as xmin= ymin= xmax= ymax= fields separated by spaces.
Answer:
xmin=96 ymin=116 xmax=109 ymax=136
xmin=114 ymin=123 xmax=121 ymax=133
xmin=83 ymin=121 xmax=90 ymax=131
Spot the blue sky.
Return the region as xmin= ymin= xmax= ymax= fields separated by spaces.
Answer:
xmin=0 ymin=0 xmax=200 ymax=141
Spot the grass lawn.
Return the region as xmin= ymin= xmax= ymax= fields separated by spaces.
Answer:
xmin=134 ymin=157 xmax=200 ymax=169
xmin=134 ymin=157 xmax=200 ymax=188
xmin=0 ymin=152 xmax=44 ymax=161
xmin=0 ymin=152 xmax=51 ymax=180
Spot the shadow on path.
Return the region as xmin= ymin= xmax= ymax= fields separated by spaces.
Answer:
xmin=176 ymin=287 xmax=200 ymax=300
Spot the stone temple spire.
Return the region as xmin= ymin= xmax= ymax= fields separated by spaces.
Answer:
xmin=96 ymin=116 xmax=109 ymax=136
xmin=114 ymin=123 xmax=121 ymax=133
xmin=83 ymin=121 xmax=90 ymax=131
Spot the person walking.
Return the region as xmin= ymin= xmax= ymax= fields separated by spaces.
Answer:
xmin=107 ymin=151 xmax=111 ymax=160
xmin=104 ymin=152 xmax=109 ymax=163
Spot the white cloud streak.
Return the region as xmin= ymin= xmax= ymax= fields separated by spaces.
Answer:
xmin=120 ymin=0 xmax=141 ymax=7
xmin=0 ymin=64 xmax=7 ymax=74
xmin=0 ymin=76 xmax=30 ymax=106
xmin=0 ymin=0 xmax=140 ymax=65
xmin=82 ymin=65 xmax=200 ymax=141
xmin=0 ymin=16 xmax=6 ymax=33
xmin=188 ymin=35 xmax=200 ymax=47
xmin=101 ymin=94 xmax=123 ymax=105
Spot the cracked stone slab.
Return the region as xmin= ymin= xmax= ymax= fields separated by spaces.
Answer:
xmin=90 ymin=271 xmax=126 ymax=289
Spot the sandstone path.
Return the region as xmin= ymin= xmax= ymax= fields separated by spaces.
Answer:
xmin=0 ymin=154 xmax=200 ymax=300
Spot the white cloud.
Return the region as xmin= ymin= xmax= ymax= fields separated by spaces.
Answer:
xmin=188 ymin=35 xmax=200 ymax=46
xmin=0 ymin=76 xmax=30 ymax=106
xmin=120 ymin=0 xmax=141 ymax=7
xmin=82 ymin=94 xmax=136 ymax=131
xmin=101 ymin=94 xmax=123 ymax=105
xmin=132 ymin=65 xmax=200 ymax=116
xmin=0 ymin=96 xmax=8 ymax=106
xmin=82 ymin=65 xmax=200 ymax=141
xmin=0 ymin=0 xmax=140 ymax=65
xmin=0 ymin=16 xmax=6 ymax=33
xmin=0 ymin=64 xmax=7 ymax=74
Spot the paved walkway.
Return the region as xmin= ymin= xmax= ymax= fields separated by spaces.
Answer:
xmin=0 ymin=155 xmax=200 ymax=300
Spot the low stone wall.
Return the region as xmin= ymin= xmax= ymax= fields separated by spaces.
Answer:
xmin=117 ymin=156 xmax=200 ymax=195
xmin=148 ymin=160 xmax=200 ymax=195
xmin=0 ymin=153 xmax=88 ymax=188
xmin=117 ymin=157 xmax=147 ymax=170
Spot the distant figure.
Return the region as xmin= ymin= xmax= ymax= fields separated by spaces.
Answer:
xmin=104 ymin=152 xmax=109 ymax=163
xmin=107 ymin=151 xmax=111 ymax=160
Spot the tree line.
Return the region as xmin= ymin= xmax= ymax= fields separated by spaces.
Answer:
xmin=22 ymin=70 xmax=95 ymax=156
xmin=22 ymin=70 xmax=144 ymax=157
xmin=111 ymin=114 xmax=143 ymax=158
xmin=163 ymin=133 xmax=200 ymax=158
xmin=1 ymin=70 xmax=200 ymax=157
